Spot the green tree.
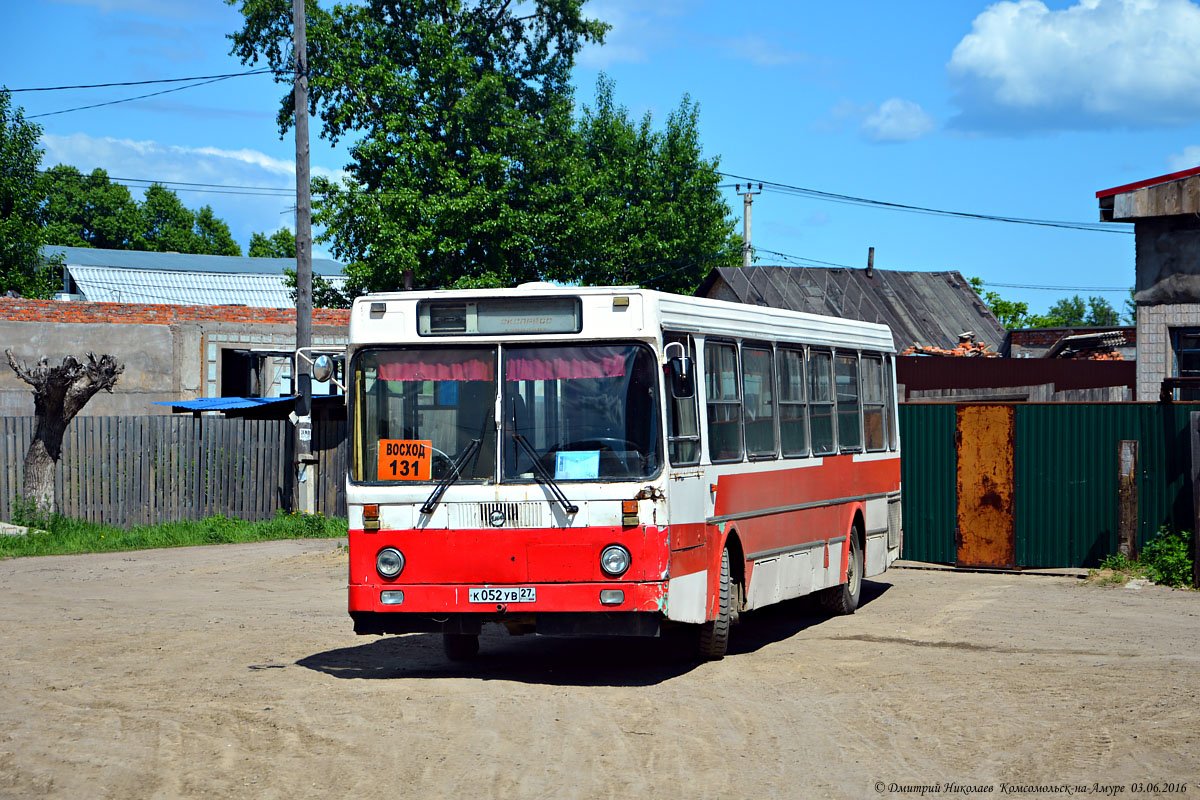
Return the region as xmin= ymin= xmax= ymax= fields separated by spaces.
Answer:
xmin=230 ymin=0 xmax=608 ymax=293
xmin=971 ymin=280 xmax=1128 ymax=329
xmin=41 ymin=165 xmax=145 ymax=250
xmin=193 ymin=205 xmax=241 ymax=256
xmin=140 ymin=184 xmax=202 ymax=254
xmin=969 ymin=277 xmax=1032 ymax=329
xmin=0 ymin=90 xmax=56 ymax=298
xmin=551 ymin=77 xmax=740 ymax=293
xmin=248 ymin=227 xmax=296 ymax=258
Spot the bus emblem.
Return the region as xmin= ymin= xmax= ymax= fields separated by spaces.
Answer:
xmin=488 ymin=509 xmax=508 ymax=527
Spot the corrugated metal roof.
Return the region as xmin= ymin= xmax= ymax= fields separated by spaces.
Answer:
xmin=697 ymin=266 xmax=1006 ymax=352
xmin=68 ymin=265 xmax=348 ymax=308
xmin=41 ymin=245 xmax=345 ymax=276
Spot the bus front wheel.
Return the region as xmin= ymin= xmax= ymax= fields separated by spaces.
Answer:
xmin=820 ymin=526 xmax=863 ymax=615
xmin=443 ymin=633 xmax=479 ymax=661
xmin=698 ymin=548 xmax=733 ymax=660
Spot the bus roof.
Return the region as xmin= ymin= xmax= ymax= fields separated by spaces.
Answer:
xmin=351 ymin=284 xmax=895 ymax=353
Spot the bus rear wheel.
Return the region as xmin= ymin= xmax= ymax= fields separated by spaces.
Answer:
xmin=819 ymin=526 xmax=863 ymax=615
xmin=443 ymin=633 xmax=479 ymax=661
xmin=698 ymin=548 xmax=732 ymax=660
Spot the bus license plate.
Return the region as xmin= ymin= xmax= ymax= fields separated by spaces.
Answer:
xmin=468 ymin=587 xmax=536 ymax=604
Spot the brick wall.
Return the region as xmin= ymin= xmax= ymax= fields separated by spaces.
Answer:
xmin=0 ymin=298 xmax=350 ymax=326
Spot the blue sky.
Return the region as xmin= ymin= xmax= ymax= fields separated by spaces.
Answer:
xmin=6 ymin=0 xmax=1200 ymax=318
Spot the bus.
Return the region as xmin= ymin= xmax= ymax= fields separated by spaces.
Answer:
xmin=344 ymin=283 xmax=902 ymax=660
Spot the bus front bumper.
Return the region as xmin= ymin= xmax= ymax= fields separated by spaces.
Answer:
xmin=348 ymin=581 xmax=668 ymax=637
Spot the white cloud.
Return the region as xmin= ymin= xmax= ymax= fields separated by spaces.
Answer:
xmin=576 ymin=0 xmax=691 ymax=68
xmin=948 ymin=0 xmax=1200 ymax=131
xmin=1167 ymin=145 xmax=1200 ymax=171
xmin=41 ymin=132 xmax=345 ymax=258
xmin=860 ymin=99 xmax=936 ymax=143
xmin=724 ymin=35 xmax=810 ymax=67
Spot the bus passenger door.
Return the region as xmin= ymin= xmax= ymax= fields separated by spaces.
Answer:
xmin=663 ymin=333 xmax=708 ymax=621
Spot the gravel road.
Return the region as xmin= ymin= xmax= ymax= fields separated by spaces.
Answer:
xmin=0 ymin=539 xmax=1196 ymax=799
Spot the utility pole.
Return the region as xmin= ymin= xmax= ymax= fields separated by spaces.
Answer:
xmin=293 ymin=0 xmax=316 ymax=513
xmin=737 ymin=183 xmax=762 ymax=267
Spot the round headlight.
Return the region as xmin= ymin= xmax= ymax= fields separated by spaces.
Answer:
xmin=600 ymin=544 xmax=631 ymax=577
xmin=376 ymin=547 xmax=405 ymax=578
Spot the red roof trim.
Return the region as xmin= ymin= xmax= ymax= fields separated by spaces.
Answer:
xmin=1096 ymin=165 xmax=1200 ymax=198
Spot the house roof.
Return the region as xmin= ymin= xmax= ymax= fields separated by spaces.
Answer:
xmin=696 ymin=266 xmax=1006 ymax=351
xmin=39 ymin=245 xmax=347 ymax=308
xmin=1096 ymin=165 xmax=1200 ymax=198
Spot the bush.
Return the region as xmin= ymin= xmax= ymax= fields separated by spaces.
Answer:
xmin=1140 ymin=528 xmax=1194 ymax=588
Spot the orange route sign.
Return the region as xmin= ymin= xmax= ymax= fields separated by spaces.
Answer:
xmin=377 ymin=440 xmax=433 ymax=481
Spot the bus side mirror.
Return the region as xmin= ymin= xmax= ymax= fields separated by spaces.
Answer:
xmin=669 ymin=356 xmax=694 ymax=398
xmin=312 ymin=354 xmax=335 ymax=383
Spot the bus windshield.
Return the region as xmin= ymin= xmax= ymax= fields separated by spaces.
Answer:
xmin=353 ymin=342 xmax=662 ymax=484
xmin=504 ymin=343 xmax=662 ymax=482
xmin=355 ymin=347 xmax=497 ymax=483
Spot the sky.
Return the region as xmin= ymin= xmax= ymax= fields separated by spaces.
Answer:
xmin=6 ymin=0 xmax=1200 ymax=317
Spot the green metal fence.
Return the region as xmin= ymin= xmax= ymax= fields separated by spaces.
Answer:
xmin=899 ymin=402 xmax=1200 ymax=568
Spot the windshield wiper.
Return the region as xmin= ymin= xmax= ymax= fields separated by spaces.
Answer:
xmin=419 ymin=438 xmax=481 ymax=516
xmin=511 ymin=432 xmax=579 ymax=515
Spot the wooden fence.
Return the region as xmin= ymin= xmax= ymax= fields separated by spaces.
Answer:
xmin=0 ymin=416 xmax=315 ymax=527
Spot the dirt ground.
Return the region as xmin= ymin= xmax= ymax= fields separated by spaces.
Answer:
xmin=0 ymin=540 xmax=1197 ymax=800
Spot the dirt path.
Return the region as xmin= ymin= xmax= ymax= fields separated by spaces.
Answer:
xmin=0 ymin=540 xmax=1196 ymax=799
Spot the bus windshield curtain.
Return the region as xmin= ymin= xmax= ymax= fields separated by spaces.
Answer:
xmin=376 ymin=351 xmax=494 ymax=382
xmin=505 ymin=347 xmax=627 ymax=381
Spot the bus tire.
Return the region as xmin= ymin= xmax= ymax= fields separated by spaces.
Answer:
xmin=443 ymin=633 xmax=479 ymax=661
xmin=698 ymin=548 xmax=732 ymax=660
xmin=820 ymin=526 xmax=863 ymax=615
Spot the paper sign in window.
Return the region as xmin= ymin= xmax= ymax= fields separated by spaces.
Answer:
xmin=377 ymin=440 xmax=432 ymax=481
xmin=555 ymin=450 xmax=599 ymax=480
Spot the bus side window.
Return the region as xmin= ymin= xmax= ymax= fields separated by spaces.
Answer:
xmin=705 ymin=341 xmax=743 ymax=462
xmin=666 ymin=336 xmax=701 ymax=466
xmin=778 ymin=347 xmax=807 ymax=457
xmin=835 ymin=352 xmax=862 ymax=452
xmin=809 ymin=350 xmax=835 ymax=455
xmin=886 ymin=355 xmax=898 ymax=451
xmin=862 ymin=354 xmax=886 ymax=452
xmin=742 ymin=345 xmax=777 ymax=458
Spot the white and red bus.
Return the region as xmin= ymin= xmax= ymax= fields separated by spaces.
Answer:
xmin=345 ymin=284 xmax=902 ymax=660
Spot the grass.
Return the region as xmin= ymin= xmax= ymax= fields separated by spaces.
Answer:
xmin=1086 ymin=527 xmax=1196 ymax=589
xmin=0 ymin=507 xmax=347 ymax=559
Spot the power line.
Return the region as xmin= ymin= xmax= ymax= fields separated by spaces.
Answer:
xmin=720 ymin=172 xmax=1131 ymax=235
xmin=7 ymin=68 xmax=274 ymax=93
xmin=27 ymin=74 xmax=253 ymax=119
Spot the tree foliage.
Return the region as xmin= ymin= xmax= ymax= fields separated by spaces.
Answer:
xmin=971 ymin=278 xmax=1125 ymax=330
xmin=0 ymin=90 xmax=57 ymax=298
xmin=228 ymin=0 xmax=740 ymax=295
xmin=249 ymin=227 xmax=296 ymax=258
xmin=40 ymin=168 xmax=241 ymax=255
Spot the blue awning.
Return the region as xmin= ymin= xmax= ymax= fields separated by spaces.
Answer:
xmin=154 ymin=396 xmax=299 ymax=412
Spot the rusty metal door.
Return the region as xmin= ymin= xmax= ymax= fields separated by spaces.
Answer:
xmin=955 ymin=405 xmax=1016 ymax=568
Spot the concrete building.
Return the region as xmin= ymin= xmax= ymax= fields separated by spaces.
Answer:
xmin=1098 ymin=166 xmax=1200 ymax=399
xmin=0 ymin=299 xmax=349 ymax=416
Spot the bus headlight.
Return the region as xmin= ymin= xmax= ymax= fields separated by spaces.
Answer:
xmin=376 ymin=547 xmax=405 ymax=579
xmin=600 ymin=544 xmax=631 ymax=577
